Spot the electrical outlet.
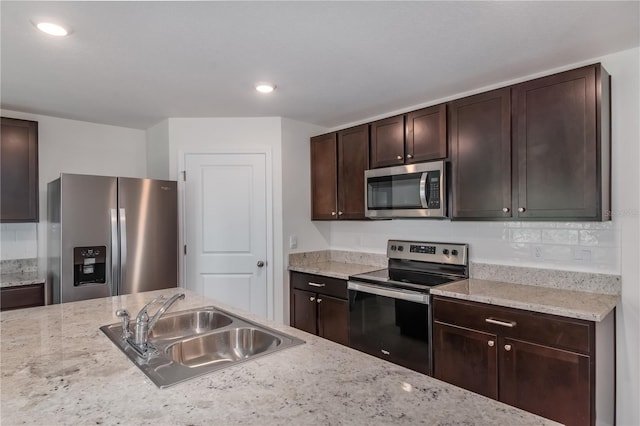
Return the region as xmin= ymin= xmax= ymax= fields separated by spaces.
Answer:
xmin=289 ymin=235 xmax=298 ymax=250
xmin=534 ymin=246 xmax=543 ymax=258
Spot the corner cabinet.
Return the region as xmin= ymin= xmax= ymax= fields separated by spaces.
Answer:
xmin=310 ymin=125 xmax=369 ymax=220
xmin=449 ymin=63 xmax=610 ymax=221
xmin=290 ymin=272 xmax=349 ymax=346
xmin=432 ymin=296 xmax=615 ymax=426
xmin=1 ymin=117 xmax=39 ymax=222
xmin=370 ymin=104 xmax=446 ymax=169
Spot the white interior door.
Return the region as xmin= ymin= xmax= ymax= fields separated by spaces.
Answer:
xmin=183 ymin=152 xmax=269 ymax=318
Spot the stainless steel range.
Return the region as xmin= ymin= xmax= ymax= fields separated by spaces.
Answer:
xmin=347 ymin=240 xmax=469 ymax=376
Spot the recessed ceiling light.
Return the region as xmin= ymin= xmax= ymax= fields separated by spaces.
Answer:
xmin=34 ymin=21 xmax=70 ymax=37
xmin=255 ymin=83 xmax=276 ymax=94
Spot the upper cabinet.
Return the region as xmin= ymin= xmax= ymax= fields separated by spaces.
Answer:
xmin=1 ymin=117 xmax=39 ymax=222
xmin=450 ymin=63 xmax=610 ymax=221
xmin=370 ymin=104 xmax=446 ymax=169
xmin=311 ymin=124 xmax=369 ymax=220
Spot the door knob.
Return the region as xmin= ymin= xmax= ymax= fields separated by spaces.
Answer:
xmin=396 ymin=155 xmax=403 ymax=160
xmin=518 ymin=207 xmax=526 ymax=213
xmin=502 ymin=207 xmax=510 ymax=213
xmin=504 ymin=344 xmax=512 ymax=351
xmin=257 ymin=261 xmax=265 ymax=267
xmin=406 ymin=154 xmax=413 ymax=159
xmin=488 ymin=340 xmax=495 ymax=347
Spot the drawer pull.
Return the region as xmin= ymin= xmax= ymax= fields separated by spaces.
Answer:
xmin=488 ymin=340 xmax=495 ymax=347
xmin=308 ymin=282 xmax=326 ymax=288
xmin=381 ymin=349 xmax=390 ymax=355
xmin=485 ymin=318 xmax=516 ymax=328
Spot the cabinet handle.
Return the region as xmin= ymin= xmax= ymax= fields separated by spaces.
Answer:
xmin=504 ymin=344 xmax=512 ymax=352
xmin=485 ymin=318 xmax=516 ymax=328
xmin=381 ymin=349 xmax=390 ymax=355
xmin=338 ymin=211 xmax=343 ymax=216
xmin=331 ymin=211 xmax=336 ymax=216
xmin=308 ymin=282 xmax=326 ymax=288
xmin=316 ymin=298 xmax=322 ymax=303
xmin=396 ymin=155 xmax=403 ymax=160
xmin=488 ymin=340 xmax=495 ymax=347
xmin=309 ymin=296 xmax=315 ymax=302
xmin=518 ymin=207 xmax=526 ymax=213
xmin=406 ymin=154 xmax=413 ymax=159
xmin=502 ymin=207 xmax=510 ymax=213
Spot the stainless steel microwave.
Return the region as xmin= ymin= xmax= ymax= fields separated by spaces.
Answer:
xmin=365 ymin=161 xmax=446 ymax=219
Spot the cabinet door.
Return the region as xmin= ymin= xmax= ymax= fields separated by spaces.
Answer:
xmin=406 ymin=104 xmax=446 ymax=163
xmin=0 ymin=284 xmax=45 ymax=311
xmin=499 ymin=337 xmax=591 ymax=426
xmin=317 ymin=294 xmax=349 ymax=346
xmin=337 ymin=124 xmax=369 ymax=219
xmin=513 ymin=64 xmax=603 ymax=220
xmin=310 ymin=133 xmax=338 ymax=220
xmin=1 ymin=117 xmax=39 ymax=222
xmin=291 ymin=289 xmax=318 ymax=335
xmin=370 ymin=115 xmax=404 ymax=168
xmin=449 ymin=88 xmax=512 ymax=219
xmin=433 ymin=322 xmax=498 ymax=399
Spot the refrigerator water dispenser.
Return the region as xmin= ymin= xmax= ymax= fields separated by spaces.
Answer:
xmin=73 ymin=246 xmax=106 ymax=286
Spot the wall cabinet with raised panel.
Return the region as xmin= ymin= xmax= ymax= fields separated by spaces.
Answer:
xmin=433 ymin=296 xmax=615 ymax=426
xmin=310 ymin=125 xmax=368 ymax=220
xmin=290 ymin=272 xmax=349 ymax=346
xmin=1 ymin=117 xmax=39 ymax=222
xmin=370 ymin=104 xmax=446 ymax=169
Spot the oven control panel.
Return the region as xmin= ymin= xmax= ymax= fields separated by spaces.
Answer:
xmin=387 ymin=240 xmax=468 ymax=266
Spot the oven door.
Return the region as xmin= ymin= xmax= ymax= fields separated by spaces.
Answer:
xmin=347 ymin=281 xmax=432 ymax=375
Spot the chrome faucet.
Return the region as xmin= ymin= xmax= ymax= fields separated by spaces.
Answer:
xmin=116 ymin=293 xmax=185 ymax=356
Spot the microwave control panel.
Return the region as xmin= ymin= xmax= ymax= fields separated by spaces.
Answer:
xmin=427 ymin=173 xmax=441 ymax=209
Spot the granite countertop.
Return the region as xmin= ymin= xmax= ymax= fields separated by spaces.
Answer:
xmin=0 ymin=271 xmax=46 ymax=289
xmin=288 ymin=260 xmax=381 ymax=280
xmin=431 ymin=278 xmax=619 ymax=322
xmin=0 ymin=288 xmax=558 ymax=425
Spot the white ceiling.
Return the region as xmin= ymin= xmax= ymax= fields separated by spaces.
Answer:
xmin=1 ymin=1 xmax=639 ymax=130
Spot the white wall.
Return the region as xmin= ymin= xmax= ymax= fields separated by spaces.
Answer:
xmin=281 ymin=117 xmax=330 ymax=322
xmin=146 ymin=119 xmax=170 ymax=180
xmin=322 ymin=47 xmax=640 ymax=425
xmin=0 ymin=110 xmax=147 ymax=265
xmin=166 ymin=117 xmax=284 ymax=322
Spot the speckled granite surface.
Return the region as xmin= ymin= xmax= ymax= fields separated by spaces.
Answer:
xmin=431 ymin=279 xmax=618 ymax=322
xmin=470 ymin=262 xmax=621 ymax=295
xmin=288 ymin=250 xmax=385 ymax=279
xmin=0 ymin=258 xmax=45 ymax=288
xmin=0 ymin=288 xmax=558 ymax=426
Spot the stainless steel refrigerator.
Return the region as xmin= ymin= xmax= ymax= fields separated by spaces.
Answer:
xmin=48 ymin=174 xmax=178 ymax=303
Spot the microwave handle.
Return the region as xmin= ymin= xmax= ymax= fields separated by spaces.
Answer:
xmin=419 ymin=172 xmax=429 ymax=208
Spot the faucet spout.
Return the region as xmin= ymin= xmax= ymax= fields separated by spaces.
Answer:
xmin=129 ymin=292 xmax=186 ymax=355
xmin=148 ymin=293 xmax=186 ymax=332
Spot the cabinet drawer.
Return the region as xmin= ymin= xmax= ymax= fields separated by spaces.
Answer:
xmin=290 ymin=272 xmax=347 ymax=299
xmin=433 ymin=297 xmax=593 ymax=354
xmin=1 ymin=283 xmax=45 ymax=311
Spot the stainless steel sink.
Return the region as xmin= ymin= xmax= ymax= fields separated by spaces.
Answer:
xmin=100 ymin=306 xmax=304 ymax=388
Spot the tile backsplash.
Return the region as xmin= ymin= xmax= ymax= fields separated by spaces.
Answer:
xmin=0 ymin=223 xmax=38 ymax=261
xmin=326 ymin=219 xmax=620 ymax=274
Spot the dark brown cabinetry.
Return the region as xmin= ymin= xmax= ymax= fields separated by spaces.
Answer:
xmin=1 ymin=117 xmax=39 ymax=222
xmin=432 ymin=296 xmax=605 ymax=426
xmin=370 ymin=104 xmax=446 ymax=169
xmin=0 ymin=283 xmax=45 ymax=311
xmin=290 ymin=272 xmax=349 ymax=346
xmin=449 ymin=64 xmax=610 ymax=221
xmin=310 ymin=125 xmax=369 ymax=220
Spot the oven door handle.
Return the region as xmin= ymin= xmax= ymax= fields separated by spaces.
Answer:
xmin=348 ymin=281 xmax=429 ymax=304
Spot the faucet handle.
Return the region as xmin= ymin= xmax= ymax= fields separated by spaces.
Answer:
xmin=115 ymin=309 xmax=131 ymax=339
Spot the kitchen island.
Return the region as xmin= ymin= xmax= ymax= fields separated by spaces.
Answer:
xmin=1 ymin=288 xmax=559 ymax=425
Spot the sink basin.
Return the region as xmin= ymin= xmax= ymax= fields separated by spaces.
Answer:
xmin=167 ymin=327 xmax=282 ymax=367
xmin=100 ymin=305 xmax=304 ymax=388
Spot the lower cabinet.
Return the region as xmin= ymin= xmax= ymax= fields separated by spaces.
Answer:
xmin=433 ymin=296 xmax=614 ymax=426
xmin=0 ymin=283 xmax=45 ymax=311
xmin=290 ymin=272 xmax=349 ymax=346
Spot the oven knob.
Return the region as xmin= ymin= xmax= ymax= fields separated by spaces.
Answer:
xmin=442 ymin=249 xmax=449 ymax=255
xmin=397 ymin=246 xmax=403 ymax=252
xmin=451 ymin=249 xmax=458 ymax=256
xmin=390 ymin=245 xmax=396 ymax=251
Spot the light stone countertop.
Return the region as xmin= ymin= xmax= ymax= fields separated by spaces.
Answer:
xmin=0 ymin=288 xmax=558 ymax=426
xmin=431 ymin=278 xmax=619 ymax=322
xmin=0 ymin=271 xmax=46 ymax=288
xmin=288 ymin=261 xmax=382 ymax=280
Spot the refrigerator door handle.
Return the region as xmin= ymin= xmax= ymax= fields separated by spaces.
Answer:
xmin=119 ymin=208 xmax=127 ymax=294
xmin=110 ymin=208 xmax=119 ymax=297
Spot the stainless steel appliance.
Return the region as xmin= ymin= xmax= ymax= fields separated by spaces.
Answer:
xmin=365 ymin=160 xmax=446 ymax=219
xmin=48 ymin=174 xmax=178 ymax=303
xmin=348 ymin=239 xmax=468 ymax=375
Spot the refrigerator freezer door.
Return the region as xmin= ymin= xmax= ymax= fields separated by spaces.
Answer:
xmin=118 ymin=177 xmax=178 ymax=294
xmin=59 ymin=174 xmax=117 ymax=303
